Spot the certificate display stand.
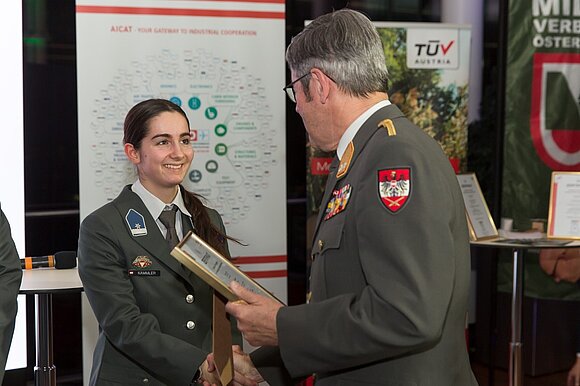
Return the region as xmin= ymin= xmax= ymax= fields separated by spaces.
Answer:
xmin=19 ymin=267 xmax=83 ymax=386
xmin=471 ymin=240 xmax=580 ymax=386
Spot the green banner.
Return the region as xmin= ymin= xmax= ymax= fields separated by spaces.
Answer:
xmin=500 ymin=0 xmax=580 ymax=299
xmin=503 ymin=0 xmax=580 ymax=229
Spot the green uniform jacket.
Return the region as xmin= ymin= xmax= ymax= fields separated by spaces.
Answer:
xmin=0 ymin=205 xmax=22 ymax=384
xmin=79 ymin=185 xmax=238 ymax=386
xmin=254 ymin=104 xmax=478 ymax=386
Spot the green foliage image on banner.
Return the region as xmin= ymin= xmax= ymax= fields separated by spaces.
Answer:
xmin=377 ymin=26 xmax=469 ymax=172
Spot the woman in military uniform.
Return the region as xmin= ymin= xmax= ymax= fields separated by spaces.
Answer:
xmin=78 ymin=99 xmax=238 ymax=385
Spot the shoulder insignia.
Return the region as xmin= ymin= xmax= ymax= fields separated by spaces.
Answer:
xmin=378 ymin=119 xmax=397 ymax=136
xmin=378 ymin=168 xmax=411 ymax=213
xmin=126 ymin=209 xmax=147 ymax=236
xmin=336 ymin=142 xmax=354 ymax=179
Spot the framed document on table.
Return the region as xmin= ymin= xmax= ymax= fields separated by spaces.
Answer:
xmin=171 ymin=231 xmax=284 ymax=304
xmin=547 ymin=171 xmax=580 ymax=240
xmin=457 ymin=173 xmax=499 ymax=241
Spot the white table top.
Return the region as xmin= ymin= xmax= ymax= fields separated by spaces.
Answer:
xmin=20 ymin=266 xmax=83 ymax=293
xmin=470 ymin=238 xmax=580 ymax=249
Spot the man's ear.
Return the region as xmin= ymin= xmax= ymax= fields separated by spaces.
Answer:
xmin=124 ymin=143 xmax=140 ymax=165
xmin=310 ymin=68 xmax=331 ymax=104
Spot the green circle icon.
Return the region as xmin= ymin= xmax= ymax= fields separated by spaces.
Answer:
xmin=205 ymin=160 xmax=218 ymax=173
xmin=215 ymin=143 xmax=227 ymax=156
xmin=188 ymin=97 xmax=201 ymax=110
xmin=215 ymin=124 xmax=227 ymax=137
xmin=205 ymin=107 xmax=218 ymax=120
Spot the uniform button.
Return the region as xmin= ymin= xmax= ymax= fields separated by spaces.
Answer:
xmin=318 ymin=239 xmax=324 ymax=249
xmin=186 ymin=320 xmax=196 ymax=330
xmin=142 ymin=378 xmax=149 ymax=383
xmin=185 ymin=294 xmax=194 ymax=304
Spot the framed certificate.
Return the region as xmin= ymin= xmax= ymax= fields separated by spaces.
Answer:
xmin=457 ymin=173 xmax=499 ymax=241
xmin=547 ymin=171 xmax=580 ymax=240
xmin=171 ymin=231 xmax=284 ymax=304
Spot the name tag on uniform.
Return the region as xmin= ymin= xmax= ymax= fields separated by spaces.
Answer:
xmin=129 ymin=270 xmax=160 ymax=277
xmin=129 ymin=256 xmax=159 ymax=276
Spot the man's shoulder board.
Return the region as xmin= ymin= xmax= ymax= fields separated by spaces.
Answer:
xmin=378 ymin=119 xmax=397 ymax=136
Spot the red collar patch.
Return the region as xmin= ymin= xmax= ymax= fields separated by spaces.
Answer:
xmin=378 ymin=168 xmax=411 ymax=213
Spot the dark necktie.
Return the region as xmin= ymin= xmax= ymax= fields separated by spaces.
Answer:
xmin=158 ymin=206 xmax=179 ymax=249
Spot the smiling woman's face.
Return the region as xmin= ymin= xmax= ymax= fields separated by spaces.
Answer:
xmin=125 ymin=111 xmax=193 ymax=202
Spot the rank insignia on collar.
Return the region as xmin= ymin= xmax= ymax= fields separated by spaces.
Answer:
xmin=126 ymin=209 xmax=147 ymax=236
xmin=378 ymin=168 xmax=411 ymax=213
xmin=336 ymin=142 xmax=354 ymax=180
xmin=324 ymin=184 xmax=352 ymax=220
xmin=131 ymin=256 xmax=152 ymax=268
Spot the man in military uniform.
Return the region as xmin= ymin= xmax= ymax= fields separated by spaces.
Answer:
xmin=225 ymin=9 xmax=479 ymax=386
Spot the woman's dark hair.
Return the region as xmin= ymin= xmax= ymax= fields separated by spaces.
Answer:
xmin=123 ymin=98 xmax=190 ymax=146
xmin=124 ymin=98 xmax=233 ymax=256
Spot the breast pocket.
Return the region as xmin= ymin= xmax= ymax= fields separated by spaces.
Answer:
xmin=311 ymin=211 xmax=346 ymax=260
xmin=309 ymin=213 xmax=347 ymax=301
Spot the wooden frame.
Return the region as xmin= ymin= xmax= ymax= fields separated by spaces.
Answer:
xmin=547 ymin=171 xmax=580 ymax=240
xmin=457 ymin=173 xmax=499 ymax=241
xmin=171 ymin=231 xmax=284 ymax=304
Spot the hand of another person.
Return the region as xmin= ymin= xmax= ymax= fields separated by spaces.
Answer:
xmin=568 ymin=355 xmax=580 ymax=386
xmin=205 ymin=346 xmax=262 ymax=386
xmin=232 ymin=345 xmax=264 ymax=385
xmin=225 ymin=281 xmax=283 ymax=347
xmin=199 ymin=359 xmax=222 ymax=386
xmin=539 ymin=248 xmax=580 ymax=283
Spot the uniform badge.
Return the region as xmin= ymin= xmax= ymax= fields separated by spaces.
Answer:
xmin=129 ymin=256 xmax=160 ymax=276
xmin=126 ymin=209 xmax=147 ymax=236
xmin=378 ymin=168 xmax=411 ymax=213
xmin=131 ymin=256 xmax=152 ymax=268
xmin=324 ymin=184 xmax=352 ymax=220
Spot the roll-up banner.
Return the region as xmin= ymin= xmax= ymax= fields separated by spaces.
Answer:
xmin=307 ymin=22 xmax=471 ymax=241
xmin=76 ymin=0 xmax=287 ymax=300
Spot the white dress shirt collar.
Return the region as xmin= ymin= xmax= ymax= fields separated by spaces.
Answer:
xmin=336 ymin=99 xmax=391 ymax=160
xmin=131 ymin=180 xmax=192 ymax=238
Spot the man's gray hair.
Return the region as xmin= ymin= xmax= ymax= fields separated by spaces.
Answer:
xmin=286 ymin=8 xmax=389 ymax=98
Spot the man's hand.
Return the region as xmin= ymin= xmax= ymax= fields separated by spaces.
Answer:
xmin=225 ymin=281 xmax=283 ymax=347
xmin=205 ymin=345 xmax=263 ymax=386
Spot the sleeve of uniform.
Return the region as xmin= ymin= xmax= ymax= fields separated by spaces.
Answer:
xmin=250 ymin=346 xmax=295 ymax=386
xmin=0 ymin=205 xmax=23 ymax=383
xmin=277 ymin=125 xmax=463 ymax=376
xmin=78 ymin=211 xmax=205 ymax=385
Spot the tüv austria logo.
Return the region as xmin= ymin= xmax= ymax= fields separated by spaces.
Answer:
xmin=406 ymin=28 xmax=459 ymax=69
